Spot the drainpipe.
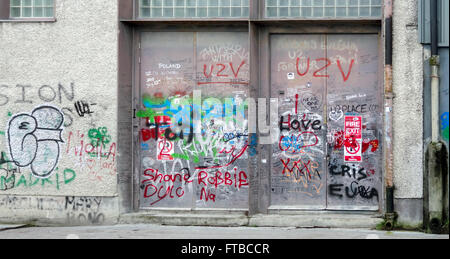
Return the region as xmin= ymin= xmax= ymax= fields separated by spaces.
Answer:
xmin=426 ymin=0 xmax=444 ymax=234
xmin=430 ymin=0 xmax=440 ymax=143
xmin=383 ymin=0 xmax=396 ymax=230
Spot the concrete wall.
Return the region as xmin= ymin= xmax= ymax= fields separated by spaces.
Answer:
xmin=0 ymin=0 xmax=119 ymax=225
xmin=392 ymin=0 xmax=425 ymax=226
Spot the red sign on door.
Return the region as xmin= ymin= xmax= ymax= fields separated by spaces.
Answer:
xmin=155 ymin=116 xmax=174 ymax=161
xmin=344 ymin=116 xmax=363 ymax=162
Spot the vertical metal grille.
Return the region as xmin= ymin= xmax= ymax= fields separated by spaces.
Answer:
xmin=10 ymin=0 xmax=54 ymax=18
xmin=265 ymin=0 xmax=382 ymax=18
xmin=139 ymin=0 xmax=250 ymax=18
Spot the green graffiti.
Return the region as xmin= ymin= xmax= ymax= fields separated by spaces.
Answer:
xmin=442 ymin=112 xmax=449 ymax=142
xmin=14 ymin=174 xmax=27 ymax=188
xmin=172 ymin=137 xmax=221 ymax=163
xmin=63 ymin=168 xmax=76 ymax=184
xmin=138 ymin=94 xmax=248 ymax=129
xmin=14 ymin=173 xmax=40 ymax=188
xmin=88 ymin=127 xmax=112 ymax=148
xmin=443 ymin=127 xmax=449 ymax=142
xmin=142 ymin=94 xmax=167 ymax=108
xmin=136 ymin=108 xmax=166 ymax=123
xmin=0 ymin=112 xmax=13 ymax=136
xmin=8 ymin=169 xmax=76 ymax=190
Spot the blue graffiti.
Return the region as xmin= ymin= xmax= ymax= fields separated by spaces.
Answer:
xmin=441 ymin=112 xmax=449 ymax=130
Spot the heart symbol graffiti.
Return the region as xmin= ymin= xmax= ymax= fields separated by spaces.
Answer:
xmin=329 ymin=110 xmax=344 ymax=122
xmin=87 ymin=159 xmax=96 ymax=170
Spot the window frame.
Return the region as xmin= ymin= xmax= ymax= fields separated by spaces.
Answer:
xmin=134 ymin=0 xmax=252 ymax=21
xmin=261 ymin=0 xmax=383 ymax=20
xmin=131 ymin=0 xmax=383 ymax=21
xmin=0 ymin=0 xmax=56 ymax=22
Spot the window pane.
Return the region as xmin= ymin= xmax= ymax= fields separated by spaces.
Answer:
xmin=10 ymin=7 xmax=21 ymax=17
xmin=265 ymin=0 xmax=383 ymax=18
xmin=34 ymin=0 xmax=43 ymax=7
xmin=23 ymin=0 xmax=32 ymax=7
xmin=11 ymin=0 xmax=21 ymax=6
xmin=22 ymin=7 xmax=32 ymax=17
xmin=34 ymin=7 xmax=43 ymax=17
xmin=139 ymin=0 xmax=249 ymax=18
xmin=43 ymin=7 xmax=53 ymax=17
xmin=141 ymin=7 xmax=151 ymax=17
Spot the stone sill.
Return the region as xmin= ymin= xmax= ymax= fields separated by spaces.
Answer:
xmin=0 ymin=18 xmax=56 ymax=23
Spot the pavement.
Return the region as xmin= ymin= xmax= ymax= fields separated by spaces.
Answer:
xmin=0 ymin=224 xmax=448 ymax=239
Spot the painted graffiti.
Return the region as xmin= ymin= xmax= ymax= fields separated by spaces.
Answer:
xmin=0 ymin=168 xmax=18 ymax=191
xmin=328 ymin=164 xmax=379 ymax=201
xmin=0 ymin=83 xmax=75 ymax=127
xmin=7 ymin=105 xmax=65 ymax=179
xmin=279 ymin=113 xmax=323 ymax=133
xmin=88 ymin=127 xmax=112 ymax=148
xmin=141 ymin=166 xmax=248 ymax=205
xmin=1 ymin=168 xmax=76 ymax=191
xmin=329 ymin=181 xmax=379 ymax=200
xmin=74 ymin=100 xmax=96 ymax=117
xmin=442 ymin=112 xmax=449 ymax=141
xmin=0 ymin=195 xmax=106 ymax=225
xmin=65 ymin=130 xmax=117 ymax=182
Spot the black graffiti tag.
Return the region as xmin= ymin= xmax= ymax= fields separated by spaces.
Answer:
xmin=74 ymin=101 xmax=95 ymax=117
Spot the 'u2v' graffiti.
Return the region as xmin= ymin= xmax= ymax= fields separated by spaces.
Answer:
xmin=6 ymin=105 xmax=65 ymax=179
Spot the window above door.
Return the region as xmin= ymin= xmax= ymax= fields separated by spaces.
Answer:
xmin=131 ymin=0 xmax=383 ymax=20
xmin=264 ymin=0 xmax=383 ymax=19
xmin=139 ymin=0 xmax=250 ymax=18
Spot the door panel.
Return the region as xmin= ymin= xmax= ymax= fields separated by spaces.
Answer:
xmin=138 ymin=32 xmax=250 ymax=210
xmin=270 ymin=34 xmax=328 ymax=209
xmin=326 ymin=34 xmax=382 ymax=210
xmin=139 ymin=32 xmax=196 ymax=209
xmin=269 ymin=33 xmax=382 ymax=211
xmin=195 ymin=32 xmax=250 ymax=209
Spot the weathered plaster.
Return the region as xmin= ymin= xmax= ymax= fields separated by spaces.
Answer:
xmin=392 ymin=0 xmax=424 ymax=199
xmin=0 ymin=0 xmax=118 ymax=198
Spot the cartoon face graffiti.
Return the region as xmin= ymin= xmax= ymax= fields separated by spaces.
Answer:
xmin=7 ymin=105 xmax=65 ymax=179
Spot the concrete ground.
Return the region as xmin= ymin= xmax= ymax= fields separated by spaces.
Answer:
xmin=0 ymin=224 xmax=448 ymax=239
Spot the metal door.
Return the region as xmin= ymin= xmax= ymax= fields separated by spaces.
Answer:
xmin=270 ymin=34 xmax=328 ymax=210
xmin=270 ymin=34 xmax=382 ymax=211
xmin=138 ymin=31 xmax=250 ymax=210
xmin=326 ymin=34 xmax=382 ymax=211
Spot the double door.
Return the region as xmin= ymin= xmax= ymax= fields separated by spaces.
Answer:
xmin=136 ymin=31 xmax=383 ymax=212
xmin=270 ymin=34 xmax=382 ymax=211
